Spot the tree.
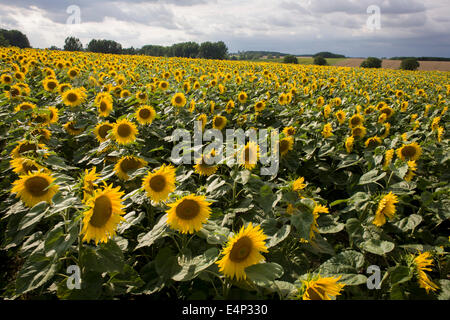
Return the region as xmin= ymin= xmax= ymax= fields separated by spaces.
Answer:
xmin=314 ymin=56 xmax=327 ymax=66
xmin=198 ymin=41 xmax=228 ymax=60
xmin=283 ymin=55 xmax=298 ymax=64
xmin=0 ymin=29 xmax=31 ymax=48
xmin=360 ymin=57 xmax=382 ymax=68
xmin=48 ymin=46 xmax=61 ymax=51
xmin=0 ymin=33 xmax=9 ymax=47
xmin=400 ymin=58 xmax=420 ymax=71
xmin=87 ymin=39 xmax=122 ymax=54
xmin=64 ymin=37 xmax=83 ymax=51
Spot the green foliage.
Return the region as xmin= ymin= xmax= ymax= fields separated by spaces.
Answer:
xmin=0 ymin=34 xmax=9 ymax=47
xmin=64 ymin=37 xmax=83 ymax=52
xmin=0 ymin=29 xmax=31 ymax=48
xmin=400 ymin=58 xmax=420 ymax=71
xmin=87 ymin=39 xmax=122 ymax=54
xmin=360 ymin=57 xmax=382 ymax=68
xmin=313 ymin=56 xmax=328 ymax=66
xmin=283 ymin=55 xmax=298 ymax=64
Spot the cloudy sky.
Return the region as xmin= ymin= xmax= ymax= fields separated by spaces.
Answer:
xmin=0 ymin=0 xmax=449 ymax=57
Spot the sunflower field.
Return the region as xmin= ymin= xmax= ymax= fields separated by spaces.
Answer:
xmin=0 ymin=47 xmax=449 ymax=301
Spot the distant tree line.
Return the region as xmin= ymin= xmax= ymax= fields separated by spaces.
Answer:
xmin=390 ymin=56 xmax=450 ymax=62
xmin=60 ymin=37 xmax=228 ymax=59
xmin=0 ymin=29 xmax=31 ymax=48
xmin=313 ymin=52 xmax=345 ymax=59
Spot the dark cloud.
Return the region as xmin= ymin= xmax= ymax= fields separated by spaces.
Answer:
xmin=308 ymin=0 xmax=426 ymax=15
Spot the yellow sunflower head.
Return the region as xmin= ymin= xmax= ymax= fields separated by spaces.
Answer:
xmin=112 ymin=119 xmax=138 ymax=145
xmin=278 ymin=136 xmax=294 ymax=157
xmin=82 ymin=167 xmax=100 ymax=203
xmin=97 ymin=98 xmax=113 ymax=117
xmin=373 ymin=192 xmax=398 ymax=227
xmin=136 ymin=105 xmax=156 ymax=125
xmin=171 ymin=92 xmax=187 ymax=108
xmin=254 ymin=101 xmax=266 ymax=112
xmin=412 ymin=252 xmax=439 ymax=293
xmin=14 ymin=102 xmax=36 ymax=113
xmin=43 ymin=77 xmax=59 ymax=92
xmin=81 ymin=184 xmax=126 ymax=245
xmin=114 ymin=155 xmax=148 ymax=181
xmin=93 ymin=122 xmax=114 ymax=143
xmin=238 ymin=91 xmax=248 ymax=103
xmin=194 ymin=154 xmax=218 ymax=176
xmin=212 ymin=115 xmax=227 ymax=130
xmin=165 ymin=193 xmax=212 ymax=234
xmin=11 ymin=140 xmax=47 ymax=159
xmin=142 ymin=164 xmax=176 ymax=203
xmin=10 ymin=157 xmax=42 ymax=175
xmin=216 ymin=223 xmax=268 ymax=281
xmin=240 ymin=141 xmax=260 ymax=170
xmin=300 ymin=275 xmax=345 ymax=300
xmin=282 ymin=126 xmax=296 ymax=136
xmin=11 ymin=171 xmax=59 ymax=207
xmin=397 ymin=142 xmax=422 ymax=161
xmin=364 ymin=136 xmax=382 ymax=148
xmin=62 ymin=88 xmax=87 ymax=107
xmin=349 ymin=114 xmax=364 ymax=128
xmin=63 ymin=121 xmax=85 ymax=136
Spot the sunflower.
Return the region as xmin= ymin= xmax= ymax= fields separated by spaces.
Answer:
xmin=239 ymin=141 xmax=259 ymax=170
xmin=322 ymin=123 xmax=333 ymax=138
xmin=404 ymin=160 xmax=417 ymax=182
xmin=166 ymin=194 xmax=212 ymax=234
xmin=292 ymin=177 xmax=307 ymax=192
xmin=380 ymin=122 xmax=391 ymax=139
xmin=93 ymin=122 xmax=113 ymax=143
xmin=383 ymin=149 xmax=395 ymax=169
xmin=0 ymin=73 xmax=13 ymax=85
xmin=212 ymin=115 xmax=227 ymax=130
xmin=278 ymin=93 xmax=288 ymax=105
xmin=254 ymin=101 xmax=266 ymax=112
xmin=216 ymin=223 xmax=268 ymax=281
xmin=322 ymin=104 xmax=331 ymax=119
xmin=112 ymin=119 xmax=138 ymax=145
xmin=11 ymin=171 xmax=59 ymax=207
xmin=373 ymin=192 xmax=398 ymax=227
xmin=14 ymin=102 xmax=36 ymax=113
xmin=238 ymin=91 xmax=248 ymax=103
xmin=437 ymin=126 xmax=444 ymax=143
xmin=31 ymin=128 xmax=51 ymax=143
xmin=11 ymin=140 xmax=47 ymax=159
xmin=335 ymin=110 xmax=346 ymax=124
xmin=62 ymin=88 xmax=87 ymax=107
xmin=345 ymin=136 xmax=354 ymax=153
xmin=97 ymin=98 xmax=113 ymax=117
xmin=159 ymin=81 xmax=169 ymax=91
xmin=136 ymin=90 xmax=148 ymax=103
xmin=142 ymin=164 xmax=176 ymax=203
xmin=349 ymin=114 xmax=364 ymax=128
xmin=282 ymin=126 xmax=296 ymax=136
xmin=10 ymin=157 xmax=41 ymax=175
xmin=225 ymin=100 xmax=235 ymax=114
xmin=194 ymin=154 xmax=218 ymax=176
xmin=379 ymin=106 xmax=394 ymax=119
xmin=43 ymin=77 xmax=59 ymax=92
xmin=114 ymin=156 xmax=147 ymax=180
xmin=365 ymin=136 xmax=382 ymax=148
xmin=278 ymin=136 xmax=294 ymax=157
xmin=412 ymin=252 xmax=439 ymax=293
xmin=300 ymin=275 xmax=346 ymax=300
xmin=64 ymin=121 xmax=84 ymax=136
xmin=197 ymin=114 xmax=207 ymax=131
xmin=6 ymin=85 xmax=21 ymax=100
xmin=351 ymin=125 xmax=367 ymax=139
xmin=47 ymin=106 xmax=59 ymax=124
xmin=171 ymin=92 xmax=187 ymax=107
xmin=58 ymin=83 xmax=72 ymax=94
xmin=135 ymin=105 xmax=156 ymax=125
xmin=81 ymin=184 xmax=126 ymax=245
xmin=397 ymin=142 xmax=422 ymax=161
xmin=82 ymin=167 xmax=100 ymax=203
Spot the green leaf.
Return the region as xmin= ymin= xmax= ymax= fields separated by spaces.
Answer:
xmin=389 ymin=265 xmax=412 ymax=287
xmin=15 ymin=242 xmax=60 ymax=295
xmin=291 ymin=209 xmax=313 ymax=241
xmin=358 ymin=169 xmax=386 ymax=185
xmin=266 ymin=225 xmax=291 ymax=248
xmin=392 ymin=214 xmax=422 ymax=232
xmin=361 ymin=239 xmax=395 ymax=255
xmin=80 ymin=240 xmax=125 ymax=273
xmin=317 ymin=250 xmax=366 ymax=285
xmin=172 ymin=248 xmax=219 ymax=282
xmin=317 ymin=215 xmax=345 ymax=234
xmin=155 ymin=247 xmax=180 ymax=280
xmin=18 ymin=202 xmax=48 ymax=231
xmin=438 ymin=279 xmax=450 ymax=300
xmin=135 ymin=214 xmax=168 ymax=250
xmin=44 ymin=220 xmax=78 ymax=257
xmin=245 ymin=263 xmax=284 ymax=286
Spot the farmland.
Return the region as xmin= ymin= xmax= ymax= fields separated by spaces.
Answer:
xmin=0 ymin=47 xmax=449 ymax=300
